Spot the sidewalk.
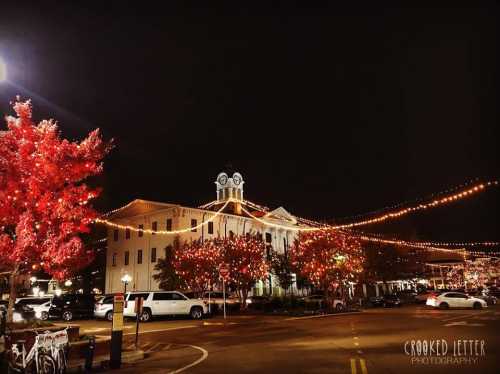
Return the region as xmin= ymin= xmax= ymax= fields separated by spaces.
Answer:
xmin=67 ymin=349 xmax=144 ymax=373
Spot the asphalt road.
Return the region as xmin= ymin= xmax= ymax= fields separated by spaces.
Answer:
xmin=60 ymin=304 xmax=500 ymax=373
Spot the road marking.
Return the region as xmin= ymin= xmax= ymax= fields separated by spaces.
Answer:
xmin=350 ymin=358 xmax=357 ymax=374
xmin=360 ymin=358 xmax=368 ymax=374
xmin=124 ymin=325 xmax=196 ymax=336
xmin=441 ymin=313 xmax=481 ymax=322
xmin=167 ymin=344 xmax=208 ymax=374
xmin=145 ymin=342 xmax=162 ymax=353
xmin=354 ymin=342 xmax=359 ymax=346
xmin=353 ymin=336 xmax=359 ymax=339
xmin=444 ymin=321 xmax=485 ymax=327
xmin=285 ymin=312 xmax=360 ymax=321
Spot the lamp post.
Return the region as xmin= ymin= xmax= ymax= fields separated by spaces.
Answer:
xmin=121 ymin=274 xmax=132 ymax=294
xmin=0 ymin=57 xmax=6 ymax=82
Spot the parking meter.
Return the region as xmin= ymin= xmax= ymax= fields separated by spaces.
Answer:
xmin=110 ymin=294 xmax=124 ymax=369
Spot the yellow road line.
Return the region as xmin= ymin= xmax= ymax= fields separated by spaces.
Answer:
xmin=360 ymin=358 xmax=368 ymax=374
xmin=350 ymin=358 xmax=357 ymax=374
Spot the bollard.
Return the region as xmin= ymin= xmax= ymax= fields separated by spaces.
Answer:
xmin=85 ymin=335 xmax=96 ymax=371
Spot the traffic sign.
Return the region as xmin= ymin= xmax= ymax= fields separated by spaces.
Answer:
xmin=219 ymin=263 xmax=230 ymax=278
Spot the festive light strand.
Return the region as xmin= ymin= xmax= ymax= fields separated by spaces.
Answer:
xmin=95 ymin=199 xmax=232 ymax=235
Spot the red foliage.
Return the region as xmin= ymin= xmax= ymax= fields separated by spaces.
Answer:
xmin=292 ymin=230 xmax=364 ymax=293
xmin=0 ymin=99 xmax=112 ymax=279
xmin=174 ymin=235 xmax=268 ymax=303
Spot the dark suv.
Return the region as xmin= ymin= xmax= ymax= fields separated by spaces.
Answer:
xmin=49 ymin=294 xmax=95 ymax=321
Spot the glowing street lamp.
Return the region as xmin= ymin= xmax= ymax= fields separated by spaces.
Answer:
xmin=30 ymin=276 xmax=37 ymax=284
xmin=64 ymin=279 xmax=73 ymax=287
xmin=0 ymin=57 xmax=6 ymax=82
xmin=121 ymin=274 xmax=132 ymax=294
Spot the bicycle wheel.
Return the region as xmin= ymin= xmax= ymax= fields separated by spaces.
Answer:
xmin=36 ymin=353 xmax=57 ymax=374
xmin=55 ymin=349 xmax=67 ymax=374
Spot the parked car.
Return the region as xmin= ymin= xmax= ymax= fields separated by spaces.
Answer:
xmin=202 ymin=291 xmax=239 ymax=312
xmin=16 ymin=296 xmax=53 ymax=309
xmin=33 ymin=300 xmax=52 ymax=321
xmin=470 ymin=292 xmax=497 ymax=306
xmin=123 ymin=291 xmax=208 ymax=321
xmin=396 ymin=290 xmax=417 ymax=304
xmin=94 ymin=294 xmax=115 ymax=321
xmin=381 ymin=294 xmax=402 ymax=307
xmin=49 ymin=294 xmax=95 ymax=321
xmin=0 ymin=300 xmax=35 ymax=322
xmin=300 ymin=294 xmax=346 ymax=312
xmin=415 ymin=290 xmax=442 ymax=303
xmin=246 ymin=295 xmax=271 ymax=309
xmin=426 ymin=292 xmax=487 ymax=309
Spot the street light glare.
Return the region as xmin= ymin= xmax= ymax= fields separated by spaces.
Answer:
xmin=0 ymin=57 xmax=6 ymax=82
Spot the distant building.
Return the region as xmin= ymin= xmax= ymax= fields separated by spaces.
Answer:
xmin=104 ymin=171 xmax=312 ymax=295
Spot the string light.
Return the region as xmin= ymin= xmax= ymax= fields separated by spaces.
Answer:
xmin=95 ymin=199 xmax=232 ymax=234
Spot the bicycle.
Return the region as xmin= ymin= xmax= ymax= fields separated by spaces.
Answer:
xmin=47 ymin=329 xmax=69 ymax=374
xmin=7 ymin=329 xmax=56 ymax=374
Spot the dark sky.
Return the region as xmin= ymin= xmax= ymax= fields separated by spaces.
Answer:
xmin=0 ymin=2 xmax=498 ymax=243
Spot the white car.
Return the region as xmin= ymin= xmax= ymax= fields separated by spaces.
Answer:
xmin=426 ymin=292 xmax=487 ymax=309
xmin=94 ymin=295 xmax=115 ymax=321
xmin=123 ymin=291 xmax=208 ymax=321
xmin=33 ymin=300 xmax=52 ymax=320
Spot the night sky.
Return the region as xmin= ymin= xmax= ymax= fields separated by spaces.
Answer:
xmin=0 ymin=2 xmax=497 ymax=242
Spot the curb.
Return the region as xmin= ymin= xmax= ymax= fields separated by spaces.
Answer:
xmin=67 ymin=349 xmax=144 ymax=373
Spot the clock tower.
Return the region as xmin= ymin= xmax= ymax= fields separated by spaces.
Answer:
xmin=215 ymin=171 xmax=244 ymax=202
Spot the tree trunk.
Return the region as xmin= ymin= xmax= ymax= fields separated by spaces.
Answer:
xmin=239 ymin=289 xmax=248 ymax=310
xmin=7 ymin=266 xmax=19 ymax=323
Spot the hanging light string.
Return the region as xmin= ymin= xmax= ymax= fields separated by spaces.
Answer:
xmin=95 ymin=199 xmax=232 ymax=234
xmin=333 ymin=178 xmax=497 ymax=223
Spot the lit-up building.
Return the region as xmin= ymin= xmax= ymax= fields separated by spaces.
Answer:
xmin=104 ymin=171 xmax=312 ymax=294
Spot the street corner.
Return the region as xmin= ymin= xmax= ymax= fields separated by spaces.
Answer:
xmin=114 ymin=343 xmax=208 ymax=374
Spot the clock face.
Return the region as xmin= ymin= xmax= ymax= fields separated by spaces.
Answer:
xmin=233 ymin=175 xmax=241 ymax=185
xmin=218 ymin=175 xmax=228 ymax=185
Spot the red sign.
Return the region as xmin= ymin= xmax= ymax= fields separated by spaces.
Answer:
xmin=219 ymin=263 xmax=230 ymax=278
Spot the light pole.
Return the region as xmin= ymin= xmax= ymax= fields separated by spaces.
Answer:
xmin=121 ymin=274 xmax=132 ymax=294
xmin=0 ymin=57 xmax=6 ymax=82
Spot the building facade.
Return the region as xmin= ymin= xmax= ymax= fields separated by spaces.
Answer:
xmin=104 ymin=172 xmax=310 ymax=295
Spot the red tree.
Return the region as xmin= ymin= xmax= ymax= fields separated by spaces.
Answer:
xmin=220 ymin=235 xmax=268 ymax=309
xmin=0 ymin=99 xmax=112 ymax=321
xmin=174 ymin=239 xmax=221 ymax=293
xmin=292 ymin=230 xmax=364 ymax=305
xmin=173 ymin=235 xmax=268 ymax=309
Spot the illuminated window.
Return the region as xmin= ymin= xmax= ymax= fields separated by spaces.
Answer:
xmin=151 ymin=248 xmax=157 ymax=263
xmin=112 ymin=253 xmax=117 ymax=266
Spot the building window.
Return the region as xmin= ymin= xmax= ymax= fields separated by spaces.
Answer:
xmin=137 ymin=249 xmax=143 ymax=264
xmin=229 ymin=230 xmax=234 ymax=239
xmin=152 ymin=221 xmax=157 ymax=234
xmin=138 ymin=224 xmax=144 ymax=237
xmin=112 ymin=253 xmax=117 ymax=266
xmin=208 ymin=221 xmax=214 ymax=234
xmin=266 ymin=245 xmax=272 ymax=261
xmin=265 ymin=233 xmax=272 ymax=243
xmin=124 ymin=251 xmax=130 ymax=266
xmin=166 ymin=219 xmax=172 ymax=232
xmin=191 ymin=219 xmax=197 ymax=232
xmin=125 ymin=228 xmax=130 ymax=239
xmin=151 ymin=247 xmax=157 ymax=263
xmin=283 ymin=238 xmax=288 ymax=257
xmin=113 ymin=229 xmax=118 ymax=241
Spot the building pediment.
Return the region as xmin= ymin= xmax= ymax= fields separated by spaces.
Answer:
xmin=104 ymin=199 xmax=178 ymax=220
xmin=266 ymin=207 xmax=297 ymax=224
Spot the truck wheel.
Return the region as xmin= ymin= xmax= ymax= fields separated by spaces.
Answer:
xmin=105 ymin=311 xmax=113 ymax=321
xmin=335 ymin=303 xmax=344 ymax=312
xmin=473 ymin=302 xmax=482 ymax=310
xmin=62 ymin=311 xmax=73 ymax=321
xmin=140 ymin=308 xmax=152 ymax=322
xmin=40 ymin=311 xmax=49 ymax=321
xmin=190 ymin=306 xmax=203 ymax=320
